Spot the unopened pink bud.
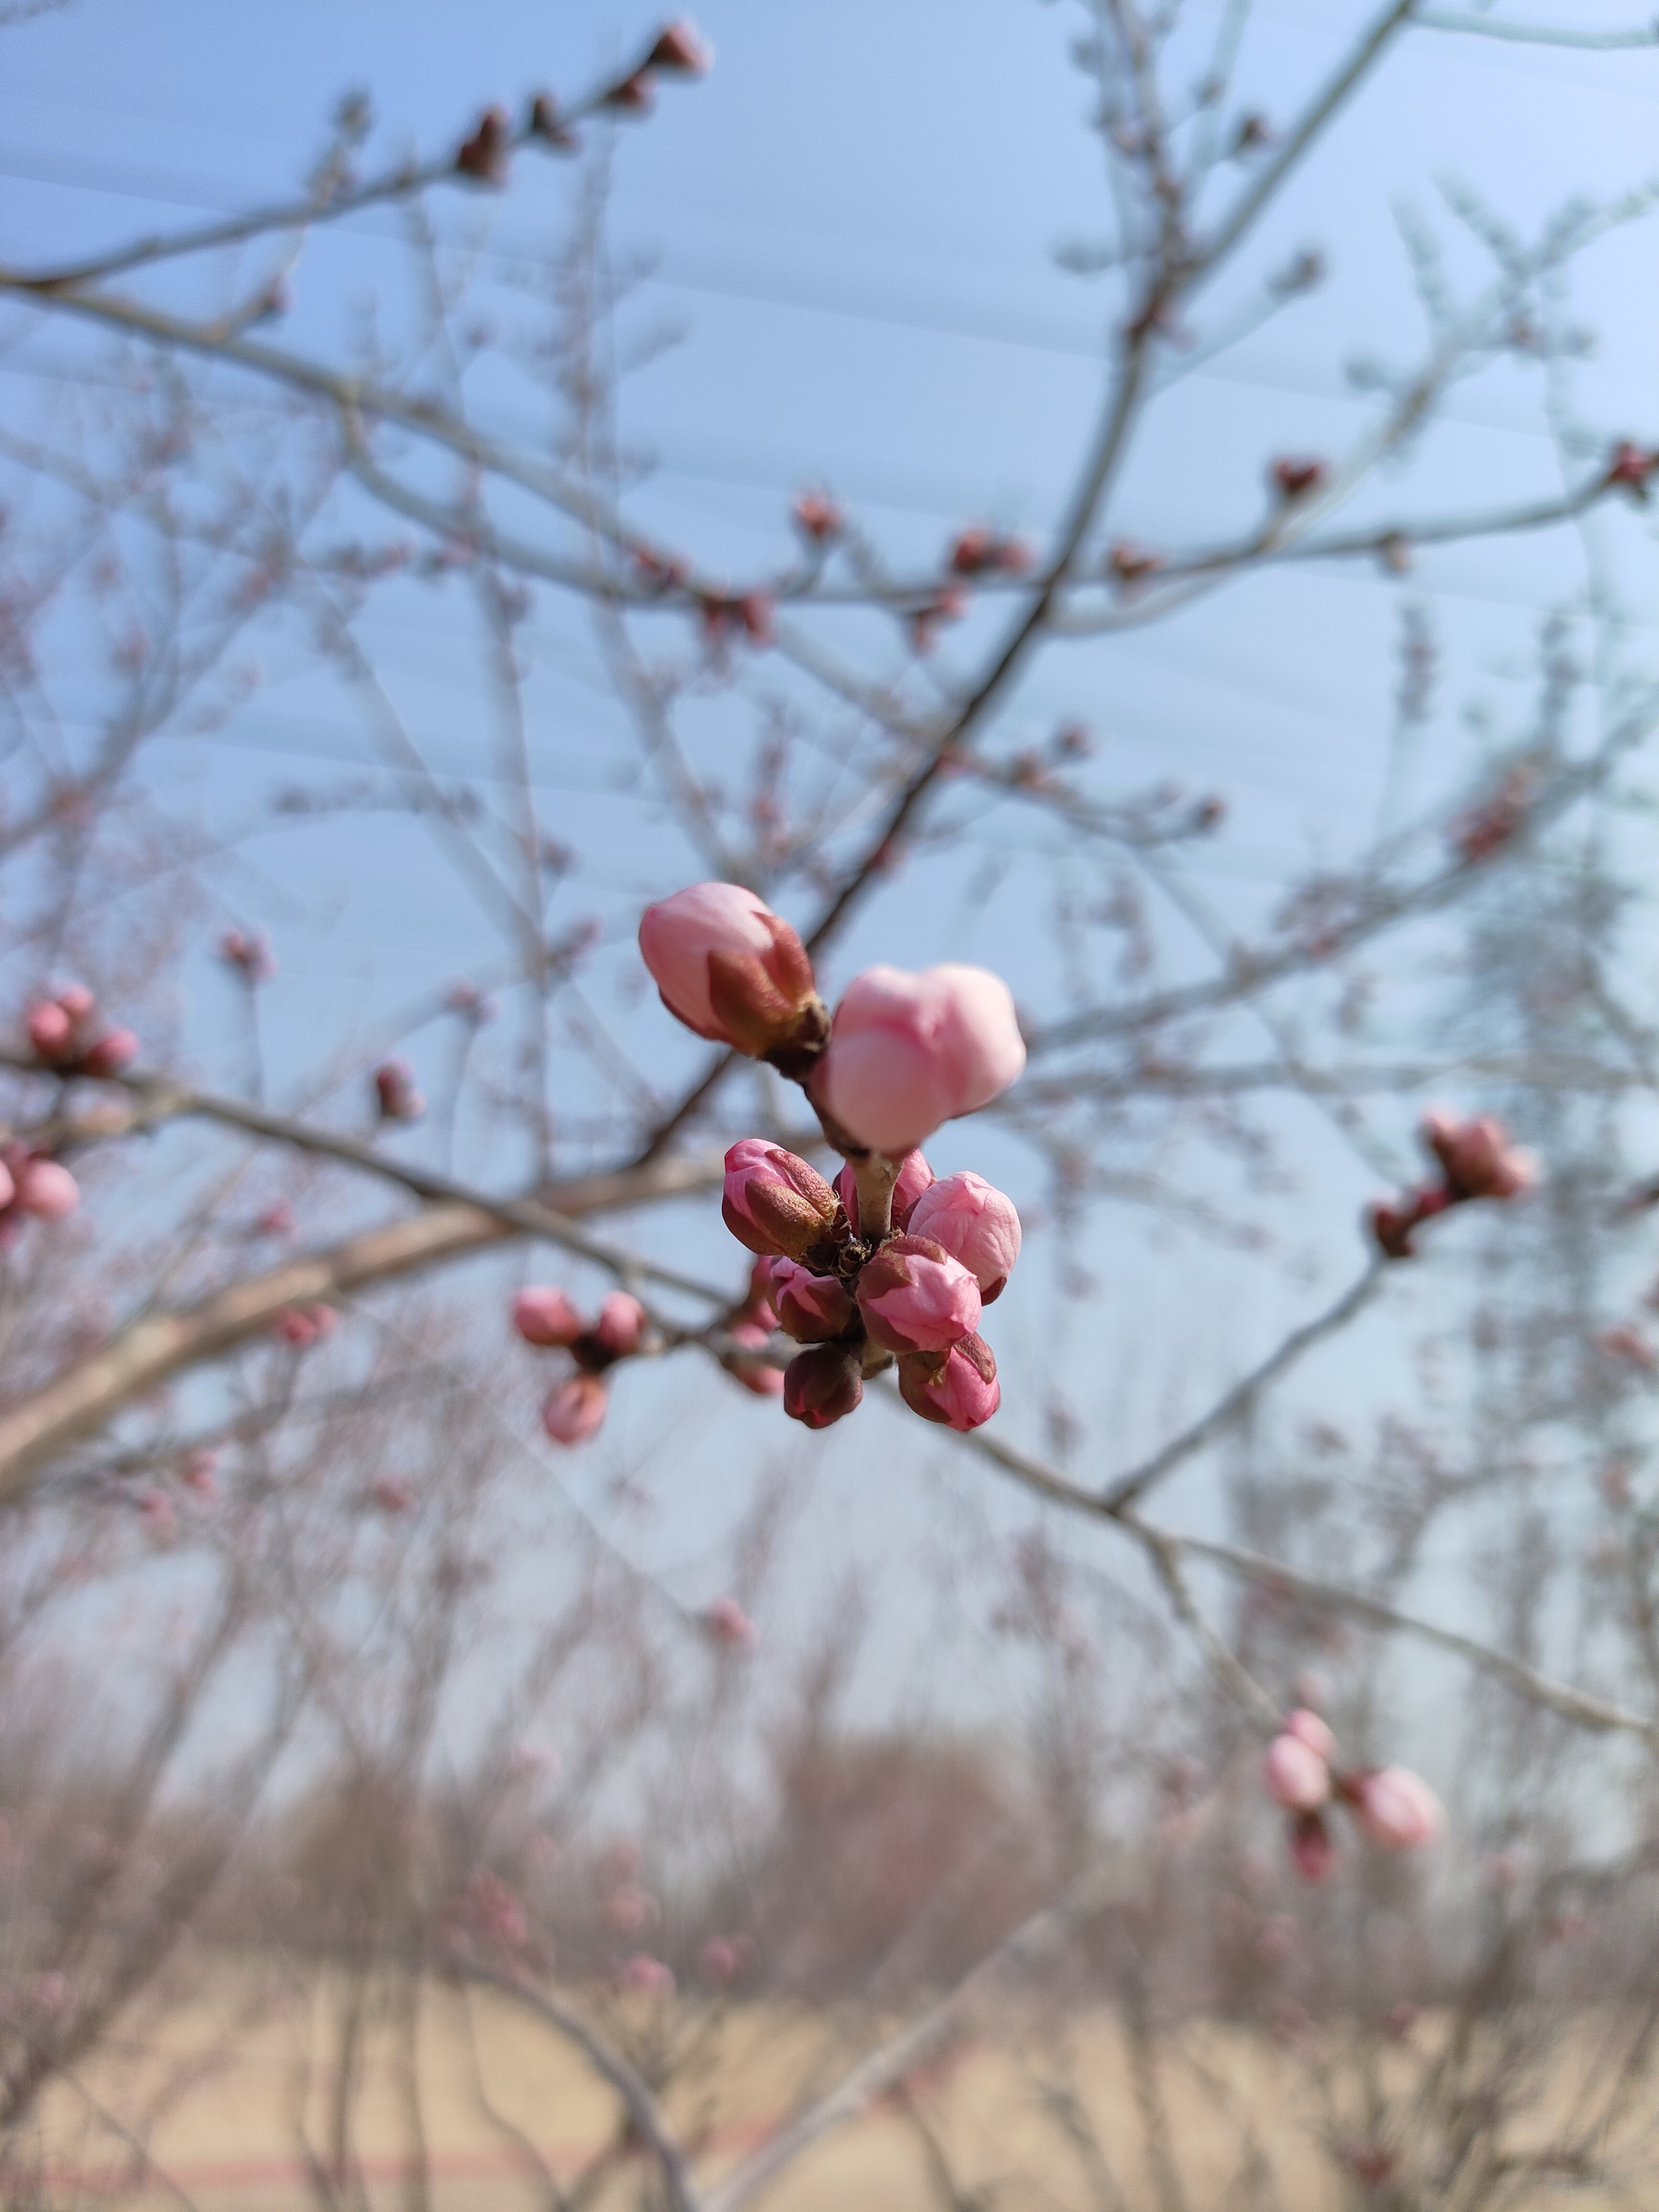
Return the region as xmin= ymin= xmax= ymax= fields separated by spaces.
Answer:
xmin=543 ymin=1374 xmax=609 ymax=1445
xmin=727 ymin=1321 xmax=785 ymax=1394
xmin=1264 ymin=1732 xmax=1330 ymax=1812
xmin=1420 ymin=1110 xmax=1537 ymax=1203
xmin=1347 ymin=1767 xmax=1443 ymax=1850
xmin=638 ymin=883 xmax=823 ymax=1060
xmin=1288 ymin=1810 xmax=1335 ymax=1884
xmin=835 ymin=1150 xmax=934 ymax=1236
xmin=647 ymin=19 xmax=712 ymax=72
xmin=722 ymin=1140 xmax=842 ymax=1262
xmin=592 ymin=1291 xmax=647 ymax=1358
xmin=79 ymin=1027 xmax=137 ymax=1077
xmin=374 ymin=1060 xmax=425 ymax=1121
xmin=16 ymin=1158 xmax=79 ymax=1220
xmin=896 ymin=1333 xmax=999 ymax=1431
xmin=700 ymin=1935 xmax=742 ymax=1985
xmin=761 ymin=1256 xmax=856 ymax=1343
xmin=817 ymin=964 xmax=1026 ymax=1154
xmin=55 ymin=984 xmax=95 ymax=1024
xmin=514 ymin=1286 xmax=586 ymax=1348
xmin=370 ymin=1473 xmax=416 ymax=1514
xmin=273 ymin=1306 xmax=318 ymax=1348
xmin=26 ymin=1002 xmax=74 ymax=1061
xmin=856 ymin=1234 xmax=981 ymax=1355
xmin=1284 ymin=1707 xmax=1337 ymax=1761
xmin=782 ymin=1343 xmax=863 ymax=1430
xmin=905 ymin=1172 xmax=1022 ymax=1302
xmin=705 ymin=1595 xmax=757 ymax=1649
xmin=792 ymin=488 xmax=843 ymax=542
xmin=617 ymin=1953 xmax=675 ymax=1997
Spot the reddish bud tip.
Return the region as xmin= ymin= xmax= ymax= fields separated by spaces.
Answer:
xmin=782 ymin=1343 xmax=863 ymax=1430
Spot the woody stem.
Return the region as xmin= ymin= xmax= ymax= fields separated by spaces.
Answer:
xmin=852 ymin=1153 xmax=902 ymax=1243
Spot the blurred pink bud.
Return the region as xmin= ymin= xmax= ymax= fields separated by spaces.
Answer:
xmin=591 ymin=1291 xmax=647 ymax=1358
xmin=761 ymin=1256 xmax=856 ymax=1343
xmin=1369 ymin=1197 xmax=1424 ymax=1261
xmin=1264 ymin=1732 xmax=1330 ymax=1812
xmin=370 ymin=1473 xmax=415 ymax=1514
xmin=835 ymin=1150 xmax=934 ymax=1237
xmin=55 ymin=984 xmax=95 ymax=1023
xmin=856 ymin=1234 xmax=981 ymax=1355
xmin=782 ymin=1343 xmax=863 ymax=1430
xmin=374 ymin=1060 xmax=425 ymax=1122
xmin=792 ymin=488 xmax=843 ymax=542
xmin=26 ymin=1001 xmax=74 ymax=1061
xmin=906 ymin=1172 xmax=1022 ymax=1302
xmin=817 ymin=964 xmax=1025 ymax=1154
xmin=180 ymin=1449 xmax=219 ymax=1500
xmin=257 ymin=1199 xmax=295 ymax=1237
xmin=1283 ymin=1707 xmax=1337 ymax=1761
xmin=705 ymin=1595 xmax=757 ymax=1649
xmin=949 ymin=524 xmax=1031 ymax=576
xmin=603 ymin=1885 xmax=658 ymax=1933
xmin=543 ymin=1375 xmax=609 ymax=1446
xmin=79 ymin=1027 xmax=137 ymax=1077
xmin=896 ymin=1333 xmax=1000 ymax=1431
xmin=648 ymin=19 xmax=713 ymax=72
xmin=1420 ymin=1110 xmax=1537 ymax=1202
xmin=727 ymin=1321 xmax=785 ymax=1395
xmin=617 ymin=1953 xmax=675 ymax=1997
xmin=722 ymin=1140 xmax=842 ymax=1262
xmin=1288 ymin=1810 xmax=1335 ymax=1884
xmin=1347 ymin=1767 xmax=1443 ymax=1850
xmin=700 ymin=1935 xmax=743 ymax=1985
xmin=639 ymin=884 xmax=822 ymax=1059
xmin=221 ymin=928 xmax=275 ymax=983
xmin=514 ymin=1286 xmax=586 ymax=1347
xmin=16 ymin=1158 xmax=79 ymax=1219
xmin=1271 ymin=456 xmax=1327 ymax=500
xmin=456 ymin=106 xmax=510 ymax=186
xmin=273 ymin=1303 xmax=332 ymax=1348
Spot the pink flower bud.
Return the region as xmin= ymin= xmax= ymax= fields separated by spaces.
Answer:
xmin=647 ymin=19 xmax=712 ymax=72
xmin=835 ymin=1150 xmax=934 ymax=1237
xmin=638 ymin=884 xmax=822 ymax=1059
xmin=1264 ymin=1732 xmax=1330 ymax=1812
xmin=817 ymin=964 xmax=1025 ymax=1154
xmin=783 ymin=1343 xmax=863 ymax=1430
xmin=705 ymin=1596 xmax=756 ymax=1649
xmin=370 ymin=1473 xmax=416 ymax=1514
xmin=792 ymin=489 xmax=843 ymax=543
xmin=1271 ymin=457 xmax=1327 ymax=501
xmin=905 ymin=1172 xmax=1022 ymax=1302
xmin=26 ymin=1001 xmax=74 ymax=1061
xmin=591 ymin=1291 xmax=647 ymax=1358
xmin=1283 ymin=1707 xmax=1337 ymax=1761
xmin=55 ymin=984 xmax=95 ymax=1024
xmin=856 ymin=1234 xmax=981 ymax=1355
xmin=896 ymin=1333 xmax=1000 ymax=1431
xmin=722 ymin=1140 xmax=842 ymax=1262
xmin=1420 ymin=1110 xmax=1537 ymax=1203
xmin=374 ymin=1060 xmax=425 ymax=1122
xmin=761 ymin=1257 xmax=857 ymax=1343
xmin=617 ymin=1953 xmax=675 ymax=1997
xmin=514 ymin=1286 xmax=585 ymax=1348
xmin=700 ymin=1935 xmax=743 ymax=1986
xmin=180 ymin=1449 xmax=219 ymax=1500
xmin=456 ymin=106 xmax=510 ymax=186
xmin=1346 ymin=1767 xmax=1443 ymax=1850
xmin=726 ymin=1321 xmax=785 ymax=1395
xmin=16 ymin=1158 xmax=79 ymax=1220
xmin=221 ymin=928 xmax=275 ymax=982
xmin=79 ymin=1028 xmax=137 ymax=1078
xmin=1288 ymin=1810 xmax=1335 ymax=1884
xmin=543 ymin=1375 xmax=609 ymax=1446
xmin=273 ymin=1306 xmax=318 ymax=1347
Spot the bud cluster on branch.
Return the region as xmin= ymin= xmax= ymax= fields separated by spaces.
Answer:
xmin=1263 ymin=1708 xmax=1443 ymax=1883
xmin=1369 ymin=1108 xmax=1538 ymax=1260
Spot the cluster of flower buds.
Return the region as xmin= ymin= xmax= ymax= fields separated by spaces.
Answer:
xmin=272 ymin=1303 xmax=337 ymax=1349
xmin=0 ymin=1140 xmax=79 ymax=1245
xmin=514 ymin=1286 xmax=649 ymax=1445
xmin=1370 ymin=1108 xmax=1538 ymax=1261
xmin=1450 ymin=763 xmax=1537 ymax=865
xmin=1263 ymin=1708 xmax=1443 ymax=1882
xmin=948 ymin=525 xmax=1032 ymax=578
xmin=699 ymin=590 xmax=773 ymax=650
xmin=25 ymin=986 xmax=136 ymax=1079
xmin=639 ymin=884 xmax=1027 ymax=1437
xmin=221 ymin=928 xmax=276 ymax=984
xmin=373 ymin=1059 xmax=425 ymax=1123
